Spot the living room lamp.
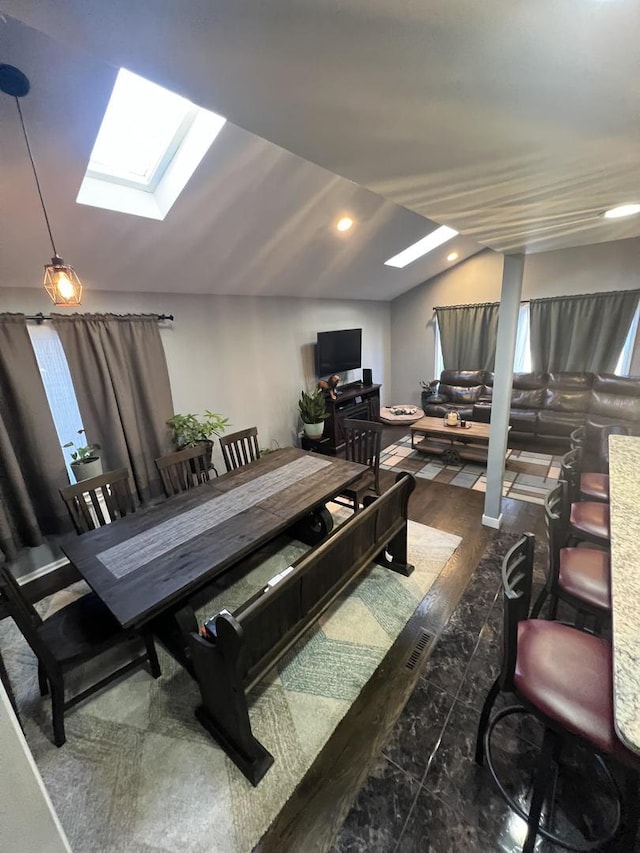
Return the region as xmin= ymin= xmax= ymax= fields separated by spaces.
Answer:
xmin=0 ymin=64 xmax=83 ymax=307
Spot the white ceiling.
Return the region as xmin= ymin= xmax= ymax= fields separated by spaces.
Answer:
xmin=2 ymin=0 xmax=639 ymax=301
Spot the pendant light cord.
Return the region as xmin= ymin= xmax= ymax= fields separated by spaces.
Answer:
xmin=15 ymin=96 xmax=58 ymax=258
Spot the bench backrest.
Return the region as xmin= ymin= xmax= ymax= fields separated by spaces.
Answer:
xmin=207 ymin=473 xmax=414 ymax=691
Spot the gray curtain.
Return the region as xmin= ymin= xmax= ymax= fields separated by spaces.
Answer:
xmin=0 ymin=314 xmax=71 ymax=559
xmin=530 ymin=290 xmax=640 ymax=373
xmin=52 ymin=314 xmax=174 ymax=502
xmin=435 ymin=303 xmax=500 ymax=370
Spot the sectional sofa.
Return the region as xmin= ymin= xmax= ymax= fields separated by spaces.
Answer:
xmin=422 ymin=369 xmax=640 ymax=452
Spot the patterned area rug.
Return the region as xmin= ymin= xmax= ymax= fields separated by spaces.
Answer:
xmin=381 ymin=435 xmax=563 ymax=505
xmin=1 ymin=505 xmax=461 ymax=853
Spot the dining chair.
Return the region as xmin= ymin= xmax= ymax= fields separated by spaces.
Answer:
xmin=475 ymin=533 xmax=639 ymax=853
xmin=219 ymin=427 xmax=260 ymax=472
xmin=530 ymin=481 xmax=610 ymax=629
xmin=335 ymin=418 xmax=383 ymax=512
xmin=154 ymin=445 xmax=211 ymax=497
xmin=59 ymin=467 xmax=136 ymax=534
xmin=0 ymin=558 xmax=160 ymax=746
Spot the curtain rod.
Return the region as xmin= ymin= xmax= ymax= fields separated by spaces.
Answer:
xmin=434 ymin=288 xmax=640 ymax=311
xmin=25 ymin=312 xmax=175 ymax=324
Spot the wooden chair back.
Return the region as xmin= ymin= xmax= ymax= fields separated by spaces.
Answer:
xmin=155 ymin=446 xmax=210 ymax=497
xmin=343 ymin=418 xmax=383 ymax=494
xmin=60 ymin=467 xmax=136 ymax=534
xmin=219 ymin=427 xmax=260 ymax=472
xmin=0 ymin=559 xmax=57 ymax=671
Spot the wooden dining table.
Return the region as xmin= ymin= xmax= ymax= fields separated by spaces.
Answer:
xmin=60 ymin=448 xmax=364 ymax=667
xmin=607 ymin=434 xmax=640 ymax=754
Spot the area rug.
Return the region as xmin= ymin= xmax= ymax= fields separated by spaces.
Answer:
xmin=381 ymin=435 xmax=563 ymax=505
xmin=1 ymin=505 xmax=461 ymax=853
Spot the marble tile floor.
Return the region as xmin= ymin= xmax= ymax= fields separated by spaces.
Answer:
xmin=331 ymin=534 xmax=636 ymax=853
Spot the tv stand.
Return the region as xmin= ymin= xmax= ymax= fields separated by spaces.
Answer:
xmin=319 ymin=383 xmax=381 ymax=454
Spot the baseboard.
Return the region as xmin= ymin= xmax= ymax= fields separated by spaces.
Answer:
xmin=17 ymin=557 xmax=69 ymax=586
xmin=481 ymin=513 xmax=503 ymax=530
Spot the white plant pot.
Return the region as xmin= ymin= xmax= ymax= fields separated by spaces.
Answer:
xmin=303 ymin=422 xmax=325 ymax=439
xmin=71 ymin=457 xmax=103 ymax=482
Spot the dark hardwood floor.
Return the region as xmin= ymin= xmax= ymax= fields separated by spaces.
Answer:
xmin=259 ymin=427 xmax=547 ymax=852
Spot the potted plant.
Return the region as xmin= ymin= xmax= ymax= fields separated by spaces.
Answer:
xmin=167 ymin=411 xmax=229 ymax=466
xmin=63 ymin=429 xmax=102 ymax=482
xmin=298 ymin=389 xmax=329 ymax=438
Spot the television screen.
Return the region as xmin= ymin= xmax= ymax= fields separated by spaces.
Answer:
xmin=317 ymin=328 xmax=362 ymax=376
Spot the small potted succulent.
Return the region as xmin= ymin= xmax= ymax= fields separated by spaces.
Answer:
xmin=166 ymin=411 xmax=229 ymax=467
xmin=298 ymin=389 xmax=329 ymax=438
xmin=63 ymin=429 xmax=102 ymax=482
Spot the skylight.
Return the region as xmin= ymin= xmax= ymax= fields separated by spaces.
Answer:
xmin=77 ymin=69 xmax=226 ymax=220
xmin=384 ymin=225 xmax=458 ymax=268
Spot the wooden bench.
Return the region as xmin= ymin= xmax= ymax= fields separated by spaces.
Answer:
xmin=188 ymin=472 xmax=416 ymax=785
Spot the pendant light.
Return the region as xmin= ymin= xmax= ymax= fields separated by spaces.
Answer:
xmin=0 ymin=64 xmax=83 ymax=306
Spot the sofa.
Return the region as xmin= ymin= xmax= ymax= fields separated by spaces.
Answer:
xmin=422 ymin=369 xmax=640 ymax=452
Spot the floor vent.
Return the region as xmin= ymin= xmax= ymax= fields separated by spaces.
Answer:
xmin=406 ymin=629 xmax=435 ymax=670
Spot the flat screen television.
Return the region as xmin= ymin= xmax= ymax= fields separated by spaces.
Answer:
xmin=316 ymin=328 xmax=362 ymax=376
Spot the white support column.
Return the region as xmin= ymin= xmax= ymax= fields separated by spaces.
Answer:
xmin=482 ymin=254 xmax=525 ymax=529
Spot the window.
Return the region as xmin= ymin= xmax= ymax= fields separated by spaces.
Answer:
xmin=27 ymin=324 xmax=84 ymax=481
xmin=77 ymin=68 xmax=226 ymax=220
xmin=616 ymin=303 xmax=640 ymax=375
xmin=434 ymin=301 xmax=637 ymax=376
xmin=433 ymin=303 xmax=531 ymax=375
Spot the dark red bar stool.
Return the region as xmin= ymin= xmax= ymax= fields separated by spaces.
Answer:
xmin=531 ymin=481 xmax=610 ymax=629
xmin=561 ymin=454 xmax=610 ymax=548
xmin=562 ymin=447 xmax=610 ymax=503
xmin=476 ymin=534 xmax=639 ymax=853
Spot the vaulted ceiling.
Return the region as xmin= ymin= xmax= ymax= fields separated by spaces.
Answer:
xmin=2 ymin=1 xmax=639 ymax=300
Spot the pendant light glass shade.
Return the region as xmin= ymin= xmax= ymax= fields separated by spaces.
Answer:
xmin=43 ymin=255 xmax=83 ymax=306
xmin=0 ymin=63 xmax=83 ymax=306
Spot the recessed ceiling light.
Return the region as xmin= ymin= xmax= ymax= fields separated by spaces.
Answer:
xmin=603 ymin=203 xmax=640 ymax=219
xmin=447 ymin=251 xmax=459 ymax=262
xmin=336 ymin=216 xmax=354 ymax=232
xmin=384 ymin=225 xmax=458 ymax=268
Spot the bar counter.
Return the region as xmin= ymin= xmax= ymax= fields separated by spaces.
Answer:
xmin=608 ymin=434 xmax=640 ymax=754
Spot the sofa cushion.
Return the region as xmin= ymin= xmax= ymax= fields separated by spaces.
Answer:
xmin=509 ymin=409 xmax=537 ymax=432
xmin=439 ymin=370 xmax=485 ymax=405
xmin=543 ymin=388 xmax=592 ymax=413
xmin=547 ymin=372 xmax=594 ymax=391
xmin=423 ymin=402 xmax=474 ymax=420
xmin=538 ymin=410 xmax=585 ymax=437
xmin=440 ymin=370 xmax=487 ymax=387
xmin=589 ymin=373 xmax=640 ymax=423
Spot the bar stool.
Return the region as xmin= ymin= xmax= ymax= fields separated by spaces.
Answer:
xmin=530 ymin=481 xmax=610 ymax=629
xmin=476 ymin=533 xmax=639 ymax=853
xmin=561 ymin=455 xmax=610 ymax=548
xmin=561 ymin=447 xmax=609 ymax=503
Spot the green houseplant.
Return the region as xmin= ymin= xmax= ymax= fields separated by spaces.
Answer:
xmin=298 ymin=389 xmax=329 ymax=438
xmin=63 ymin=429 xmax=102 ymax=482
xmin=167 ymin=411 xmax=229 ymax=466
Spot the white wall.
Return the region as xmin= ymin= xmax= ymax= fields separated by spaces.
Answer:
xmin=390 ymin=236 xmax=640 ymax=405
xmin=0 ymin=287 xmax=390 ymax=469
xmin=0 ymin=684 xmax=71 ymax=853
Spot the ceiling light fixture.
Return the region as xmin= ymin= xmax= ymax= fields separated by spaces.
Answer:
xmin=447 ymin=251 xmax=459 ymax=262
xmin=384 ymin=225 xmax=458 ymax=268
xmin=0 ymin=64 xmax=83 ymax=306
xmin=336 ymin=216 xmax=354 ymax=232
xmin=602 ymin=203 xmax=640 ymax=220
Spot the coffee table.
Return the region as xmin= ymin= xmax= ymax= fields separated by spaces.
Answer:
xmin=410 ymin=416 xmax=494 ymax=465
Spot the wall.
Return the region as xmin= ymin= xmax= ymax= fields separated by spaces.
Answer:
xmin=0 ymin=287 xmax=390 ymax=470
xmin=0 ymin=684 xmax=71 ymax=853
xmin=390 ymin=236 xmax=640 ymax=405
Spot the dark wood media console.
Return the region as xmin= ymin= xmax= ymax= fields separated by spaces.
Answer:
xmin=188 ymin=472 xmax=415 ymax=785
xmin=321 ymin=382 xmax=381 ymax=454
